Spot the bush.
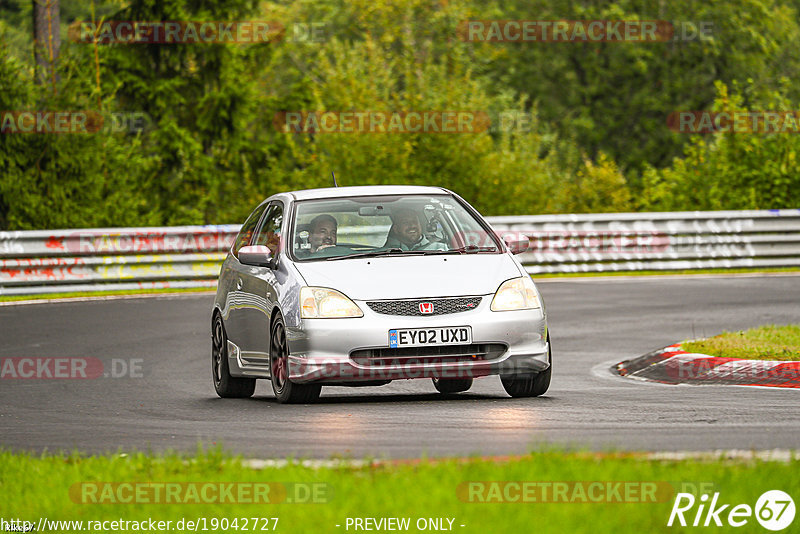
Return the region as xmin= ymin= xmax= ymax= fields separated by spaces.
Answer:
xmin=639 ymin=83 xmax=800 ymax=211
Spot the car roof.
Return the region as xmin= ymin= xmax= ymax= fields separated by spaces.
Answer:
xmin=286 ymin=185 xmax=450 ymax=201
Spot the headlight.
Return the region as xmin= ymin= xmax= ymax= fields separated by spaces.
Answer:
xmin=490 ymin=277 xmax=541 ymax=311
xmin=300 ymin=287 xmax=363 ymax=318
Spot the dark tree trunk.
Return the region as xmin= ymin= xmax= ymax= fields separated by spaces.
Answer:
xmin=32 ymin=0 xmax=60 ymax=87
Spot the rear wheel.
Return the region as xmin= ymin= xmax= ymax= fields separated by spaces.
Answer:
xmin=432 ymin=377 xmax=473 ymax=394
xmin=270 ymin=315 xmax=321 ymax=404
xmin=501 ymin=333 xmax=552 ymax=398
xmin=212 ymin=314 xmax=256 ymax=398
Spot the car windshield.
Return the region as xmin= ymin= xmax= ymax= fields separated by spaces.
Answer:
xmin=290 ymin=194 xmax=501 ymax=262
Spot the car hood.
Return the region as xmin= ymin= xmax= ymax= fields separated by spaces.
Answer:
xmin=293 ymin=254 xmax=522 ymax=300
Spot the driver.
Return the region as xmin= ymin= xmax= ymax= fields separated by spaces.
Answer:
xmin=308 ymin=214 xmax=338 ymax=253
xmin=383 ymin=208 xmax=447 ymax=251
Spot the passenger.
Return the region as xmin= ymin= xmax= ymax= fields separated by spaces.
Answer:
xmin=383 ymin=208 xmax=447 ymax=251
xmin=308 ymin=214 xmax=338 ymax=253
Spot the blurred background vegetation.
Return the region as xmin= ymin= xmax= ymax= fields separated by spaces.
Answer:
xmin=1 ymin=0 xmax=800 ymax=229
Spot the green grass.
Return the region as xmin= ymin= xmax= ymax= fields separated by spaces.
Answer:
xmin=0 ymin=286 xmax=214 ymax=303
xmin=1 ymin=448 xmax=797 ymax=533
xmin=532 ymin=266 xmax=800 ymax=278
xmin=683 ymin=324 xmax=800 ymax=361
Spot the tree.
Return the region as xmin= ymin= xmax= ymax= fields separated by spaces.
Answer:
xmin=473 ymin=0 xmax=800 ymax=176
xmin=639 ymin=83 xmax=800 ymax=211
xmin=32 ymin=0 xmax=59 ymax=89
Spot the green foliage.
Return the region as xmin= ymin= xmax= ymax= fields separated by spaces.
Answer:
xmin=252 ymin=0 xmax=633 ymax=216
xmin=566 ymin=154 xmax=631 ymax=213
xmin=639 ymin=83 xmax=800 ymax=211
xmin=0 ymin=0 xmax=124 ymax=63
xmin=476 ymin=0 xmax=800 ymax=174
xmin=0 ymin=40 xmax=156 ymax=229
xmin=1 ymin=0 xmax=799 ymax=230
xmin=2 ymin=448 xmax=799 ymax=534
xmin=96 ymin=0 xmax=267 ymax=225
xmin=261 ymin=32 xmax=578 ymax=216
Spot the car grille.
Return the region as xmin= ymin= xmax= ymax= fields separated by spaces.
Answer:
xmin=366 ymin=297 xmax=482 ymax=316
xmin=350 ymin=343 xmax=506 ymax=367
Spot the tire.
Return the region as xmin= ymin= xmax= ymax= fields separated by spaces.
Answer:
xmin=500 ymin=333 xmax=552 ymax=398
xmin=270 ymin=315 xmax=322 ymax=404
xmin=432 ymin=377 xmax=473 ymax=394
xmin=212 ymin=313 xmax=256 ymax=398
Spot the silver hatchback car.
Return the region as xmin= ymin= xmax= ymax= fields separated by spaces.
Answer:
xmin=211 ymin=185 xmax=550 ymax=403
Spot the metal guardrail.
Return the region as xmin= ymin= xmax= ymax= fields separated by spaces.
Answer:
xmin=0 ymin=226 xmax=237 ymax=295
xmin=489 ymin=209 xmax=800 ymax=274
xmin=1 ymin=210 xmax=799 ymax=295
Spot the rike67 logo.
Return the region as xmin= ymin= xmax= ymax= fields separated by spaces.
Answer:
xmin=668 ymin=490 xmax=795 ymax=531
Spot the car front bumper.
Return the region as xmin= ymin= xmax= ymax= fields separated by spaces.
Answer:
xmin=283 ymin=298 xmax=548 ymax=383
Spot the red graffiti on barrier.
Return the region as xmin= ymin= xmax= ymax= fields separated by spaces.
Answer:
xmin=45 ymin=236 xmax=65 ymax=249
xmin=1 ymin=257 xmax=87 ymax=281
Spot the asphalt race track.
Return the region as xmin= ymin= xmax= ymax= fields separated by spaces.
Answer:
xmin=2 ymin=275 xmax=799 ymax=458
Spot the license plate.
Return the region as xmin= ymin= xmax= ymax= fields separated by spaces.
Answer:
xmin=388 ymin=326 xmax=472 ymax=348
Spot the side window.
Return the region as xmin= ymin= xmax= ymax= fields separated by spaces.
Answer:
xmin=253 ymin=202 xmax=284 ymax=256
xmin=233 ymin=203 xmax=268 ymax=257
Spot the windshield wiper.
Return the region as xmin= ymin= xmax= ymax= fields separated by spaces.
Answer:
xmin=422 ymin=245 xmax=498 ymax=255
xmin=323 ymin=245 xmax=497 ymax=260
xmin=459 ymin=245 xmax=498 ymax=253
xmin=323 ymin=248 xmax=411 ymax=260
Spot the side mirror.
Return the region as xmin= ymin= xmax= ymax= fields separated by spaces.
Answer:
xmin=238 ymin=245 xmax=274 ymax=267
xmin=503 ymin=233 xmax=530 ymax=255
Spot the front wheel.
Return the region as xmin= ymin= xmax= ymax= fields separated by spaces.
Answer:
xmin=432 ymin=377 xmax=473 ymax=394
xmin=270 ymin=315 xmax=321 ymax=404
xmin=212 ymin=314 xmax=256 ymax=398
xmin=501 ymin=333 xmax=552 ymax=398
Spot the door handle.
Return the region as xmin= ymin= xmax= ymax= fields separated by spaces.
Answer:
xmin=236 ymin=278 xmax=243 ymax=290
